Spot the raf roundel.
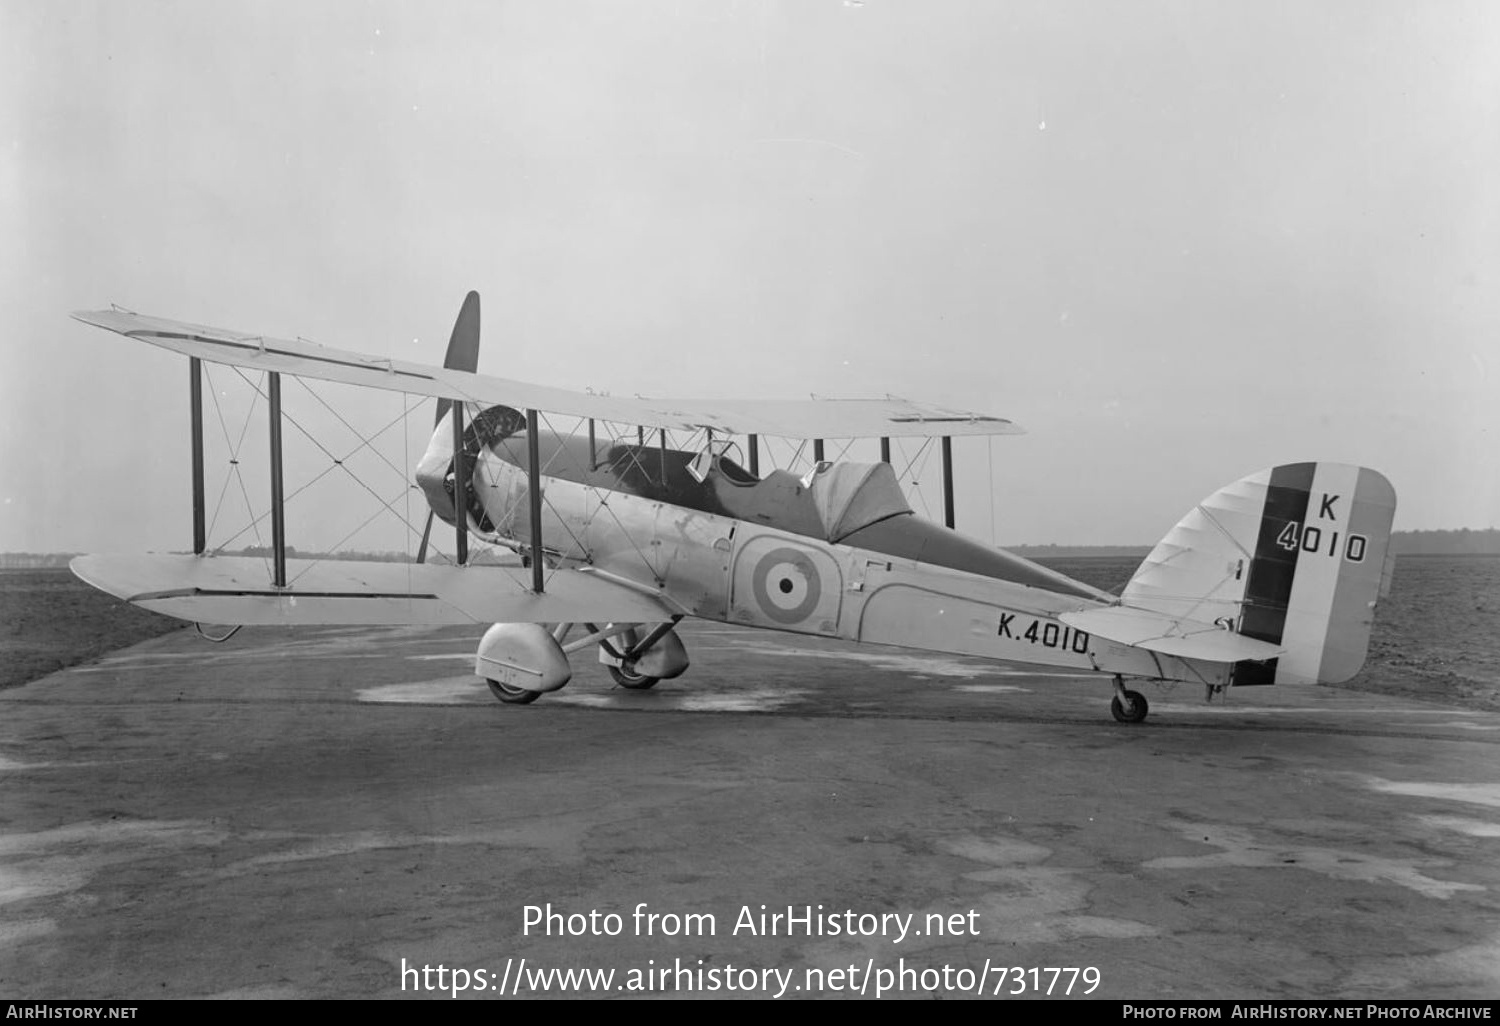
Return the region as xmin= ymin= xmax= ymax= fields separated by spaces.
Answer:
xmin=750 ymin=547 xmax=823 ymax=625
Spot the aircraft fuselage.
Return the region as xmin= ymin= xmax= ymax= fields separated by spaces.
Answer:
xmin=440 ymin=410 xmax=1231 ymax=688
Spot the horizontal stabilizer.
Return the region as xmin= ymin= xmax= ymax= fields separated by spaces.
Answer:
xmin=71 ymin=554 xmax=673 ymax=626
xmin=1060 ymin=607 xmax=1285 ymax=663
xmin=72 ymin=309 xmax=1022 ymax=440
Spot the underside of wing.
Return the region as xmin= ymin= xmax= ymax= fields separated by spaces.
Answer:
xmin=71 ymin=309 xmax=1022 ymax=440
xmin=71 ymin=554 xmax=673 ymax=626
xmin=1060 ymin=606 xmax=1285 ymax=663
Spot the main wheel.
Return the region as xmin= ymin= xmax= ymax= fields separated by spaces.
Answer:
xmin=1110 ymin=689 xmax=1149 ymax=723
xmin=607 ymin=663 xmax=660 ymax=690
xmin=603 ymin=629 xmax=660 ymax=690
xmin=486 ymin=678 xmax=541 ymax=705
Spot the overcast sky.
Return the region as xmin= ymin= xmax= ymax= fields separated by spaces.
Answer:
xmin=3 ymin=0 xmax=1497 ymax=555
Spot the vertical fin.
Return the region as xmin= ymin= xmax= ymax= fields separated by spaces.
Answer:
xmin=1233 ymin=463 xmax=1396 ymax=685
xmin=1123 ymin=463 xmax=1396 ymax=686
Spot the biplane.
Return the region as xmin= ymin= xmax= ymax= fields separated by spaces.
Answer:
xmin=69 ymin=293 xmax=1397 ymax=722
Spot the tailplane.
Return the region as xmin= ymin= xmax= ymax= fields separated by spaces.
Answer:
xmin=1121 ymin=463 xmax=1396 ymax=685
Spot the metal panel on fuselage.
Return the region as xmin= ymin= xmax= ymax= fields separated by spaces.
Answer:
xmin=471 ymin=447 xmax=735 ymax=621
xmin=728 ymin=533 xmax=843 ymax=636
xmin=842 ymin=558 xmax=1230 ymax=685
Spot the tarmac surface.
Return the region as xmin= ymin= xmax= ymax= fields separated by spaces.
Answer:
xmin=2 ymin=620 xmax=1499 ymax=1000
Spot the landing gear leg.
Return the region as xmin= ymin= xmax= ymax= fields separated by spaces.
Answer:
xmin=603 ymin=628 xmax=660 ymax=690
xmin=1110 ymin=675 xmax=1149 ymax=723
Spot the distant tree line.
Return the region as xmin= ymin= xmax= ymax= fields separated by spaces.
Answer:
xmin=1390 ymin=529 xmax=1500 ymax=556
xmin=0 ymin=553 xmax=76 ymax=568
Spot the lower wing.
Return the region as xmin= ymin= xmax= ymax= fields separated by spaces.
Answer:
xmin=71 ymin=554 xmax=673 ymax=626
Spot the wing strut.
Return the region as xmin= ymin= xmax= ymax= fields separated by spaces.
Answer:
xmin=452 ymin=400 xmax=468 ymax=566
xmin=526 ymin=408 xmax=544 ymax=593
xmin=941 ymin=435 xmax=955 ymax=530
xmin=268 ymin=371 xmax=287 ymax=587
xmin=416 ymin=511 xmax=435 ymax=564
xmin=748 ymin=434 xmax=759 ymax=476
xmin=189 ymin=357 xmax=206 ymax=555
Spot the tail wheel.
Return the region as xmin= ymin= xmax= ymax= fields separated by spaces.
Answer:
xmin=1110 ymin=689 xmax=1148 ymax=723
xmin=604 ymin=628 xmax=660 ymax=690
xmin=486 ymin=679 xmax=541 ymax=705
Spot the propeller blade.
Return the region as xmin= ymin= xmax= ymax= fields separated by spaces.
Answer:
xmin=434 ymin=290 xmax=480 ymax=425
xmin=420 ymin=291 xmax=480 ymax=564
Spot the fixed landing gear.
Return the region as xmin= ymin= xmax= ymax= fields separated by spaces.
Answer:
xmin=475 ymin=623 xmax=571 ymax=705
xmin=486 ymin=678 xmax=541 ymax=705
xmin=597 ymin=623 xmax=688 ymax=691
xmin=1110 ymin=675 xmax=1149 ymax=723
xmin=607 ymin=663 xmax=660 ymax=690
xmin=602 ymin=630 xmax=661 ymax=690
xmin=475 ymin=620 xmax=689 ymax=705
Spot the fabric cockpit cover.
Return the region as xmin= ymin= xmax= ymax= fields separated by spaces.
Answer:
xmin=809 ymin=462 xmax=912 ymax=543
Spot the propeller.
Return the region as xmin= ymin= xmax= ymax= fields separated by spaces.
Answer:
xmin=434 ymin=289 xmax=481 ymax=425
xmin=417 ymin=291 xmax=481 ymax=563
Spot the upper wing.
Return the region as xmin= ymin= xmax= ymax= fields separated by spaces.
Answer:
xmin=72 ymin=309 xmax=1022 ymax=440
xmin=71 ymin=554 xmax=676 ymax=626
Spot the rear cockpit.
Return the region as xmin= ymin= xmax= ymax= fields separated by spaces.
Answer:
xmin=714 ymin=455 xmax=758 ymax=486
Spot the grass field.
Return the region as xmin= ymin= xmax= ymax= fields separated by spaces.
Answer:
xmin=0 ymin=568 xmax=186 ymax=690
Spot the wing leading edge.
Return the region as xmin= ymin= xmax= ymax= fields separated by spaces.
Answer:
xmin=72 ymin=309 xmax=1023 ymax=440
